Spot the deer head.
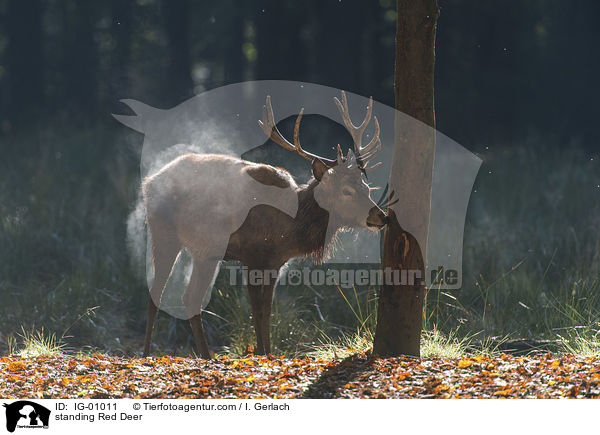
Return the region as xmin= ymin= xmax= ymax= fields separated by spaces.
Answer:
xmin=259 ymin=91 xmax=390 ymax=230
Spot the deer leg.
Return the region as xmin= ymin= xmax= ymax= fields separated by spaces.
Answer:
xmin=247 ymin=282 xmax=265 ymax=355
xmin=259 ymin=282 xmax=275 ymax=355
xmin=143 ymin=299 xmax=159 ymax=357
xmin=183 ymin=258 xmax=219 ymax=359
xmin=143 ymin=226 xmax=181 ymax=357
xmin=189 ymin=314 xmax=211 ymax=359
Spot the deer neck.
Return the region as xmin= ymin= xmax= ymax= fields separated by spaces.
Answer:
xmin=293 ymin=179 xmax=338 ymax=261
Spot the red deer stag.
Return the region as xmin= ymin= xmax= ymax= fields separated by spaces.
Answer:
xmin=142 ymin=91 xmax=389 ymax=358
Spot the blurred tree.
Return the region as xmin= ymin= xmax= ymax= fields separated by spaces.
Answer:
xmin=59 ymin=1 xmax=99 ymax=116
xmin=6 ymin=0 xmax=43 ymax=126
xmin=109 ymin=0 xmax=134 ymax=103
xmin=305 ymin=0 xmax=364 ymax=94
xmin=161 ymin=0 xmax=194 ymax=104
xmin=255 ymin=0 xmax=308 ymax=82
xmin=1 ymin=1 xmax=599 ymax=164
xmin=221 ymin=3 xmax=244 ymax=85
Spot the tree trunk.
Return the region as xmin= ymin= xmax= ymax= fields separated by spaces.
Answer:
xmin=373 ymin=0 xmax=439 ymax=358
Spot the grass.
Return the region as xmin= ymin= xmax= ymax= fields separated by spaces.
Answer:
xmin=208 ymin=283 xmax=323 ymax=358
xmin=307 ymin=285 xmax=483 ymax=360
xmin=559 ymin=335 xmax=600 ymax=358
xmin=557 ymin=324 xmax=600 ymax=358
xmin=309 ymin=330 xmax=374 ymax=361
xmin=420 ymin=329 xmax=469 ymax=358
xmin=8 ymin=327 xmax=66 ymax=358
xmin=425 ymin=143 xmax=600 ymax=339
xmin=0 ymin=122 xmax=141 ymax=355
xmin=308 ymin=328 xmax=468 ymax=361
xmin=1 ymin=122 xmax=600 ymax=358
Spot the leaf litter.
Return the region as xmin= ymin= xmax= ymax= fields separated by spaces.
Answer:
xmin=1 ymin=352 xmax=600 ymax=399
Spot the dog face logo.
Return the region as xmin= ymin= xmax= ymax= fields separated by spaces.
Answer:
xmin=3 ymin=401 xmax=50 ymax=432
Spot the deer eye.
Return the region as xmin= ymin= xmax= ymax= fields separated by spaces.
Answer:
xmin=342 ymin=187 xmax=355 ymax=197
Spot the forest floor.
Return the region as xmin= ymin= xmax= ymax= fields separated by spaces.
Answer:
xmin=2 ymin=352 xmax=600 ymax=399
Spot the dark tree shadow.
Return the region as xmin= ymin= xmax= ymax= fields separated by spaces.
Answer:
xmin=303 ymin=354 xmax=375 ymax=398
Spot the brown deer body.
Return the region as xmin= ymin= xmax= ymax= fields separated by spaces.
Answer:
xmin=142 ymin=92 xmax=389 ymax=358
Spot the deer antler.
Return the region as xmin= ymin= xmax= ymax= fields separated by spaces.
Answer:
xmin=380 ymin=189 xmax=399 ymax=209
xmin=334 ymin=91 xmax=381 ymax=172
xmin=258 ymin=96 xmax=336 ymax=167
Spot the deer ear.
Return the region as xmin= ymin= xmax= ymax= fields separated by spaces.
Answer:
xmin=312 ymin=159 xmax=328 ymax=181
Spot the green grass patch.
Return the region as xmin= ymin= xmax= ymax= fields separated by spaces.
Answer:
xmin=308 ymin=330 xmax=374 ymax=361
xmin=420 ymin=329 xmax=468 ymax=358
xmin=9 ymin=327 xmax=66 ymax=358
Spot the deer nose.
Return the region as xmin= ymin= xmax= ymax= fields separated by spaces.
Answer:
xmin=366 ymin=206 xmax=387 ymax=229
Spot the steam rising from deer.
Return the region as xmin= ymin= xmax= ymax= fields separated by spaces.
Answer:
xmin=142 ymin=91 xmax=390 ymax=358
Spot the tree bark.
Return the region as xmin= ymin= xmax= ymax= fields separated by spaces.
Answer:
xmin=373 ymin=0 xmax=439 ymax=358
